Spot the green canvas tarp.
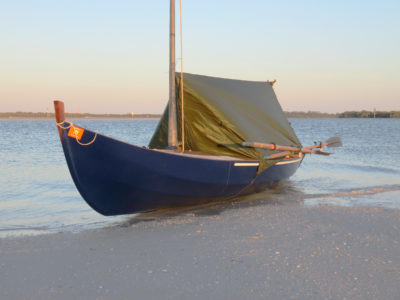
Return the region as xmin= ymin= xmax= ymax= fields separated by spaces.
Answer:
xmin=149 ymin=73 xmax=301 ymax=172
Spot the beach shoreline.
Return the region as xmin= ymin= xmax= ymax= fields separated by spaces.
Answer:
xmin=1 ymin=200 xmax=399 ymax=300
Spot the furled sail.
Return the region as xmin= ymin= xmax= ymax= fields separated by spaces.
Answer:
xmin=149 ymin=73 xmax=301 ymax=172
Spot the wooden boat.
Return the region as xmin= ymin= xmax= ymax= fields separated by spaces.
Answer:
xmin=53 ymin=1 xmax=340 ymax=216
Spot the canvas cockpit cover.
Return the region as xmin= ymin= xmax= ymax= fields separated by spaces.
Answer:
xmin=148 ymin=73 xmax=301 ymax=172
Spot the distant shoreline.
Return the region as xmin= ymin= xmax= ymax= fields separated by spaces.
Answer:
xmin=1 ymin=110 xmax=399 ymax=120
xmin=0 ymin=117 xmax=160 ymax=121
xmin=0 ymin=112 xmax=163 ymax=121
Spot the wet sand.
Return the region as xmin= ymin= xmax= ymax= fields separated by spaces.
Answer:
xmin=1 ymin=198 xmax=399 ymax=300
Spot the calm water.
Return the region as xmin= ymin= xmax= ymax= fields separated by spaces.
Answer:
xmin=0 ymin=119 xmax=399 ymax=237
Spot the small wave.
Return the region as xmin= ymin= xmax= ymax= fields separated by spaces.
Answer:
xmin=0 ymin=225 xmax=48 ymax=232
xmin=349 ymin=165 xmax=400 ymax=174
xmin=322 ymin=161 xmax=400 ymax=175
xmin=306 ymin=184 xmax=400 ymax=200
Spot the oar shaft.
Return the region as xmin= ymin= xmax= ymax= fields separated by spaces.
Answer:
xmin=243 ymin=138 xmax=337 ymax=160
xmin=266 ymin=148 xmax=321 ymax=160
xmin=243 ymin=142 xmax=299 ymax=152
xmin=302 ymin=143 xmax=326 ymax=151
xmin=244 ymin=141 xmax=328 ymax=152
xmin=267 ymin=151 xmax=292 ymax=159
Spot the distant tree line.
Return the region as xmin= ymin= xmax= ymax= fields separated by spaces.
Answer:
xmin=284 ymin=111 xmax=337 ymax=118
xmin=337 ymin=111 xmax=400 ymax=118
xmin=1 ymin=110 xmax=399 ymax=119
xmin=285 ymin=110 xmax=400 ymax=118
xmin=0 ymin=112 xmax=162 ymax=119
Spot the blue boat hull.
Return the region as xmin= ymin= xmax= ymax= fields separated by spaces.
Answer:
xmin=59 ymin=125 xmax=302 ymax=215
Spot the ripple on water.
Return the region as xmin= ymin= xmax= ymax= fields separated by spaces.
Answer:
xmin=1 ymin=118 xmax=399 ymax=237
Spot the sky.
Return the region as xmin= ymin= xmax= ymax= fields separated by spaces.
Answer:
xmin=1 ymin=0 xmax=399 ymax=114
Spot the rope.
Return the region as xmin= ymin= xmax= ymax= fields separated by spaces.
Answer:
xmin=75 ymin=133 xmax=97 ymax=146
xmin=56 ymin=121 xmax=72 ymax=130
xmin=179 ymin=0 xmax=185 ymax=152
xmin=56 ymin=121 xmax=97 ymax=146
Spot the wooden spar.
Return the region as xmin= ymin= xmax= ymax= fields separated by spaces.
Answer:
xmin=242 ymin=137 xmax=342 ymax=160
xmin=168 ymin=0 xmax=178 ymax=148
xmin=267 ymin=151 xmax=292 ymax=160
xmin=242 ymin=139 xmax=337 ymax=153
xmin=267 ymin=148 xmax=325 ymax=160
xmin=54 ymin=100 xmax=65 ymax=141
xmin=242 ymin=142 xmax=299 ymax=152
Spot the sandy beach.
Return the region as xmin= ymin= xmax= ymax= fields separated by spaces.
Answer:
xmin=1 ymin=196 xmax=399 ymax=300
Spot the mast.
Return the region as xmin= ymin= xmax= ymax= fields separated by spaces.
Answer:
xmin=168 ymin=0 xmax=178 ymax=148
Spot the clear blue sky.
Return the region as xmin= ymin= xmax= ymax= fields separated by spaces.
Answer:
xmin=1 ymin=0 xmax=399 ymax=113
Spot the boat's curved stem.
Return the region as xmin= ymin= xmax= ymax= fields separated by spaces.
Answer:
xmin=54 ymin=100 xmax=65 ymax=141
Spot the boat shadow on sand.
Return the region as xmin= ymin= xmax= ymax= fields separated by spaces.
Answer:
xmin=119 ymin=180 xmax=305 ymax=227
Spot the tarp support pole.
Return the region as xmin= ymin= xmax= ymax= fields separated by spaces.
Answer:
xmin=179 ymin=0 xmax=185 ymax=152
xmin=168 ymin=0 xmax=178 ymax=148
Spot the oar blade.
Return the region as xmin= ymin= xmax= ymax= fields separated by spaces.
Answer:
xmin=325 ymin=136 xmax=342 ymax=148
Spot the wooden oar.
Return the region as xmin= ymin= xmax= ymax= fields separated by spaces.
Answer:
xmin=241 ymin=136 xmax=342 ymax=160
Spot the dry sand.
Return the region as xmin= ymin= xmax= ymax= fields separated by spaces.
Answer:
xmin=1 ymin=197 xmax=399 ymax=300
